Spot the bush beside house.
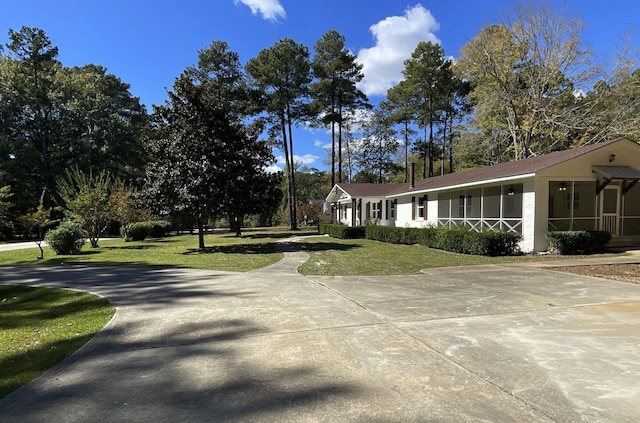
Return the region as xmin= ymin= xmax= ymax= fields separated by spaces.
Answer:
xmin=319 ymin=223 xmax=521 ymax=256
xmin=546 ymin=230 xmax=612 ymax=254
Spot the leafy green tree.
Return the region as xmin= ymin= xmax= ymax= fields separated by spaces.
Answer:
xmin=310 ymin=30 xmax=369 ymax=186
xmin=52 ymin=64 xmax=149 ymax=181
xmin=381 ymin=80 xmax=417 ymax=182
xmin=188 ymin=40 xmax=250 ymax=120
xmin=401 ymin=41 xmax=454 ymax=178
xmin=295 ymin=167 xmax=330 ymax=204
xmin=456 ymin=1 xmax=590 ymax=159
xmin=356 ymin=108 xmax=400 ymax=183
xmin=0 ymin=186 xmax=13 ymax=237
xmin=0 ymin=26 xmax=149 ymax=224
xmin=57 ymin=167 xmax=113 ymax=248
xmin=145 ymin=73 xmax=276 ymax=246
xmin=1 ymin=26 xmax=60 ymax=210
xmin=246 ymin=38 xmax=313 ymax=230
xmin=574 ymin=68 xmax=640 ymax=144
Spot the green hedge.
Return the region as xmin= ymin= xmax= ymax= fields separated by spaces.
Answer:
xmin=546 ymin=230 xmax=612 ymax=254
xmin=319 ymin=223 xmax=521 ymax=256
xmin=318 ymin=222 xmax=366 ymax=239
xmin=364 ymin=226 xmax=521 ymax=256
xmin=124 ymin=220 xmax=173 ymax=242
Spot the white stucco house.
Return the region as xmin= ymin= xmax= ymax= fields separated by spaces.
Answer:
xmin=325 ymin=138 xmax=640 ymax=252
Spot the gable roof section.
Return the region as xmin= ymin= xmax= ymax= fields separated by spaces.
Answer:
xmin=329 ymin=138 xmax=634 ymax=201
xmin=327 ymin=183 xmax=399 ymax=202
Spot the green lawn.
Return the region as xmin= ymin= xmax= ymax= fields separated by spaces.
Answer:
xmin=296 ymin=236 xmax=610 ymax=275
xmin=0 ymin=285 xmax=115 ymax=399
xmin=0 ymin=228 xmax=318 ymax=272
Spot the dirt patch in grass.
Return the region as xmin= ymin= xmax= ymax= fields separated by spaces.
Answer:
xmin=553 ymin=263 xmax=640 ymax=284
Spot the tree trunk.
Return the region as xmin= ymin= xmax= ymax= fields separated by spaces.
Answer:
xmin=286 ymin=110 xmax=298 ymax=230
xmin=338 ymin=101 xmax=343 ymax=183
xmin=197 ymin=213 xmax=205 ymax=249
xmin=280 ymin=114 xmax=295 ymax=230
xmin=404 ymin=121 xmax=409 ymax=183
xmin=331 ymin=120 xmax=336 ymax=187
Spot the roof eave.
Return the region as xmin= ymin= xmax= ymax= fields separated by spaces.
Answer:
xmin=386 ymin=173 xmax=536 ymax=198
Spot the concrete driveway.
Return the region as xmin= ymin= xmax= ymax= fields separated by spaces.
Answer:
xmin=1 ymin=245 xmax=640 ymax=422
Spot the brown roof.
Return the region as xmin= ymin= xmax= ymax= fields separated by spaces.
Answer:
xmin=334 ymin=138 xmax=630 ymax=199
xmin=332 ymin=183 xmax=399 ymax=197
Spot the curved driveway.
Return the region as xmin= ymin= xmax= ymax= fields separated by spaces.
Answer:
xmin=1 ymin=243 xmax=640 ymax=422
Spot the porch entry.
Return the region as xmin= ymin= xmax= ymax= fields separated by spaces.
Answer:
xmin=600 ymin=186 xmax=619 ymax=235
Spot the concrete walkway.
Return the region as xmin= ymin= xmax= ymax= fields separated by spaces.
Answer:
xmin=1 ymin=242 xmax=640 ymax=422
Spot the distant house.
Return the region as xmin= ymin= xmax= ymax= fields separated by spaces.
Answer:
xmin=325 ymin=138 xmax=640 ymax=252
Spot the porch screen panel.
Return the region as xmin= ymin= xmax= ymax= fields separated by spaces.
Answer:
xmin=624 ymin=185 xmax=640 ymax=215
xmin=451 ymin=191 xmax=465 ymax=219
xmin=438 ymin=192 xmax=450 ymax=219
xmin=503 ymin=183 xmax=523 ymax=218
xmin=572 ymin=181 xmax=597 ymax=230
xmin=548 ymin=181 xmax=571 ymax=230
xmin=623 ymin=184 xmax=640 ymax=235
xmin=573 ymin=182 xmax=596 ymax=217
xmin=483 ymin=186 xmax=501 ymax=218
xmin=467 ymin=188 xmax=482 ymax=219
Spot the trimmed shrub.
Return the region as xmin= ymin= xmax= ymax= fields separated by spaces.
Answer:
xmin=319 ymin=222 xmax=365 ymax=239
xmin=148 ymin=220 xmax=172 ymax=238
xmin=45 ymin=221 xmax=87 ymax=255
xmin=124 ymin=220 xmax=173 ymax=241
xmin=364 ymin=225 xmax=521 ymax=256
xmin=547 ymin=230 xmax=612 ymax=254
xmin=586 ymin=230 xmax=613 ymax=253
xmin=128 ymin=222 xmax=152 ymax=241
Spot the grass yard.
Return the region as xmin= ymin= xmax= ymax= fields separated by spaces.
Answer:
xmin=296 ymin=236 xmax=622 ymax=276
xmin=0 ymin=228 xmax=318 ymax=272
xmin=0 ymin=285 xmax=114 ymax=399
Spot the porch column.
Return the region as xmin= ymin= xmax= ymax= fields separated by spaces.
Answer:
xmin=351 ymin=199 xmax=357 ymax=227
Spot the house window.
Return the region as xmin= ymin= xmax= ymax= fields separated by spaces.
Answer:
xmin=390 ymin=200 xmax=396 ymax=219
xmin=417 ymin=195 xmax=427 ymax=219
xmin=372 ymin=202 xmax=381 ymax=219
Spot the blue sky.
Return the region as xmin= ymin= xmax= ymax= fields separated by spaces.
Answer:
xmin=2 ymin=1 xmax=638 ymax=172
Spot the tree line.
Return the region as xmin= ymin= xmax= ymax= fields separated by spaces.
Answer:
xmin=1 ymin=1 xmax=639 ymax=244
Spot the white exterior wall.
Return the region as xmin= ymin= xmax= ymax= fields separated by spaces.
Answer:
xmin=426 ymin=197 xmax=439 ymax=227
xmin=533 ymin=177 xmax=550 ymax=252
xmin=395 ymin=197 xmax=413 ymax=227
xmin=520 ymin=179 xmax=537 ymax=252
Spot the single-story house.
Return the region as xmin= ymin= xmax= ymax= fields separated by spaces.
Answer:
xmin=325 ymin=137 xmax=640 ymax=252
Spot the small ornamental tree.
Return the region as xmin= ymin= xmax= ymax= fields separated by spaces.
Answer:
xmin=18 ymin=204 xmax=56 ymax=259
xmin=58 ymin=167 xmax=113 ymax=248
xmin=110 ymin=184 xmax=150 ymax=241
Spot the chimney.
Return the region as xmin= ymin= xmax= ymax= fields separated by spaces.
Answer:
xmin=409 ymin=162 xmax=415 ymax=189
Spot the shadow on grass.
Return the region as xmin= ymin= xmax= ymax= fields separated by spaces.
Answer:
xmin=103 ymin=244 xmax=160 ymax=251
xmin=182 ymin=243 xmax=279 ymax=256
xmin=222 ymin=229 xmax=319 ymax=240
xmin=286 ymin=241 xmax=361 ymax=253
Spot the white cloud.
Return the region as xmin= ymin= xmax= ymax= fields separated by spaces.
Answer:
xmin=265 ymin=164 xmax=282 ymax=173
xmin=234 ymin=0 xmax=286 ymax=22
xmin=275 ymin=153 xmax=320 ymax=167
xmin=357 ymin=4 xmax=440 ymax=97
